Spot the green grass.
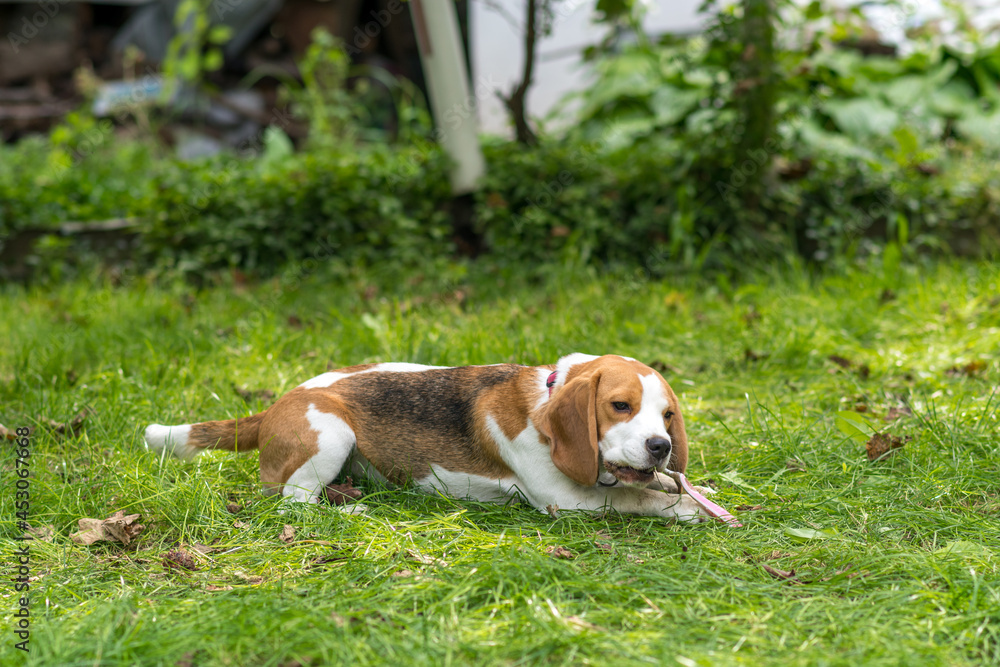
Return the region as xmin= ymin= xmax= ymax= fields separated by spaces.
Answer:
xmin=1 ymin=259 xmax=999 ymax=666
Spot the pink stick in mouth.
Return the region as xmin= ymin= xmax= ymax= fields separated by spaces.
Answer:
xmin=666 ymin=471 xmax=743 ymax=527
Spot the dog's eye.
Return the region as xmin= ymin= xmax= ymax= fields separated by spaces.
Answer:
xmin=612 ymin=402 xmax=630 ymax=412
xmin=663 ymin=411 xmax=674 ymax=420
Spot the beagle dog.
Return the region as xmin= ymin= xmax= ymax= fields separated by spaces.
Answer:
xmin=145 ymin=353 xmax=711 ymax=522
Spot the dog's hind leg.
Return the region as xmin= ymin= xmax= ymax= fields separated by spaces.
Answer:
xmin=269 ymin=403 xmax=358 ymax=505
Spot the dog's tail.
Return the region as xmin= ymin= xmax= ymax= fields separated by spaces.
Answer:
xmin=144 ymin=413 xmax=265 ymax=460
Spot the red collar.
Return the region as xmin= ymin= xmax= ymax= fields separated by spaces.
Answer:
xmin=546 ymin=371 xmax=557 ymax=396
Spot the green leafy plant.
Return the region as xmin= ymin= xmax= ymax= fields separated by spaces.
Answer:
xmin=292 ymin=28 xmax=355 ymax=143
xmin=6 ymin=0 xmax=1000 ymax=280
xmin=269 ymin=28 xmax=432 ymax=147
xmin=162 ymin=0 xmax=232 ymax=97
xmin=144 ymin=142 xmax=454 ymax=275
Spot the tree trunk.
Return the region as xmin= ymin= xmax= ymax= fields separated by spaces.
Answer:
xmin=737 ymin=0 xmax=777 ymax=195
xmin=502 ymin=0 xmax=539 ymax=145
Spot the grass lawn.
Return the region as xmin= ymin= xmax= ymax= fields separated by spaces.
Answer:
xmin=1 ymin=259 xmax=998 ymax=666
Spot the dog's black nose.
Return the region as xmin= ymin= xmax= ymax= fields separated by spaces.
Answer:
xmin=645 ymin=437 xmax=671 ymax=460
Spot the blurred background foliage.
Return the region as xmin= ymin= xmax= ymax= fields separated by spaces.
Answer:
xmin=1 ymin=0 xmax=998 ymax=281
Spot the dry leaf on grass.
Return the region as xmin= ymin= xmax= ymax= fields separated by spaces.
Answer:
xmin=866 ymin=432 xmax=910 ymax=461
xmin=324 ymin=478 xmax=364 ymax=505
xmin=226 ymin=502 xmax=242 ymax=514
xmin=0 ymin=423 xmax=19 ymax=441
xmin=279 ymin=524 xmax=296 ymax=543
xmin=233 ymin=520 xmax=251 ymax=529
xmin=392 ymin=569 xmax=414 ymax=578
xmin=70 ymin=510 xmax=144 ymax=546
xmin=545 ymin=545 xmax=575 ymax=559
xmin=735 ymin=505 xmax=764 ymax=512
xmin=163 ymin=549 xmax=198 ymax=571
xmin=206 ymin=584 xmax=233 ymax=592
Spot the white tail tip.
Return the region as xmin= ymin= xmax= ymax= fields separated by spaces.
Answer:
xmin=144 ymin=424 xmax=200 ymax=460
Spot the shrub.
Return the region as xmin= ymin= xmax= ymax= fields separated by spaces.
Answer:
xmin=2 ymin=131 xmax=998 ymax=281
xmin=0 ymin=120 xmax=159 ymax=233
xmin=144 ymin=141 xmax=454 ymax=273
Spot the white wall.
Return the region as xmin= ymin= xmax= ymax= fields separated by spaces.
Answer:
xmin=470 ymin=0 xmax=1000 ymax=138
xmin=471 ymin=0 xmax=707 ymax=136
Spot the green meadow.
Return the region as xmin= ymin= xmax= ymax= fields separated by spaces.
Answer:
xmin=1 ymin=259 xmax=998 ymax=666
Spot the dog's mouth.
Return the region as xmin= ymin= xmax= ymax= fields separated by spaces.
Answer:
xmin=603 ymin=461 xmax=656 ymax=485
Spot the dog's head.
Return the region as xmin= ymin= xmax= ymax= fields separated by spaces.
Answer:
xmin=536 ymin=354 xmax=688 ymax=487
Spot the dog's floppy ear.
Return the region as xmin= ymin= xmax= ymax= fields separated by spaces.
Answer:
xmin=666 ymin=386 xmax=688 ymax=473
xmin=536 ymin=371 xmax=600 ymax=486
